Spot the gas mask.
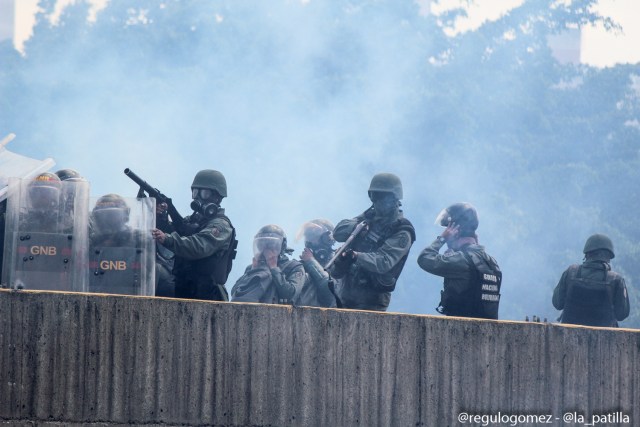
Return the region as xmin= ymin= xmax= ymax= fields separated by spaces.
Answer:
xmin=190 ymin=188 xmax=219 ymax=218
xmin=305 ymin=242 xmax=333 ymax=266
xmin=370 ymin=192 xmax=399 ymax=217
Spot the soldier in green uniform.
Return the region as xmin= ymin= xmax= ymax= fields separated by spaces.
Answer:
xmin=231 ymin=224 xmax=305 ymax=304
xmin=553 ymin=234 xmax=630 ymax=327
xmin=417 ymin=203 xmax=502 ymax=320
xmin=294 ymin=219 xmax=337 ymax=308
xmin=329 ymin=173 xmax=415 ymax=312
xmin=152 ymin=170 xmax=236 ymax=301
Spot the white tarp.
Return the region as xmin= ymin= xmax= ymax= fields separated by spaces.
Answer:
xmin=0 ymin=134 xmax=55 ymax=201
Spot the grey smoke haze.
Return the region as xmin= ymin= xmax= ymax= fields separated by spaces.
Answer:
xmin=2 ymin=0 xmax=638 ymax=325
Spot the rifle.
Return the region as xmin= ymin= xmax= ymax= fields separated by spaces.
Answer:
xmin=124 ymin=168 xmax=185 ymax=231
xmin=324 ymin=220 xmax=367 ymax=271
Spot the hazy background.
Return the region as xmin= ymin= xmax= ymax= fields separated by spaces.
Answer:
xmin=1 ymin=0 xmax=639 ymax=327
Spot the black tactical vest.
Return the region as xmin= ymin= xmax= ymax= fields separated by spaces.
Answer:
xmin=438 ymin=247 xmax=502 ymax=320
xmin=350 ymin=217 xmax=416 ymax=292
xmin=173 ymin=214 xmax=238 ymax=286
xmin=562 ymin=264 xmax=617 ymax=327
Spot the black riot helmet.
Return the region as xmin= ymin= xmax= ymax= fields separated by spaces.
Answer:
xmin=296 ymin=219 xmax=335 ymax=265
xmin=435 ymin=202 xmax=479 ymax=237
xmin=296 ymin=219 xmax=335 ymax=246
xmin=583 ymin=233 xmax=615 ymax=259
xmin=254 ymin=224 xmax=292 ymax=257
xmin=92 ymin=193 xmax=130 ymax=233
xmin=55 ymin=168 xmax=82 ymax=182
xmin=28 ymin=172 xmax=62 ymax=210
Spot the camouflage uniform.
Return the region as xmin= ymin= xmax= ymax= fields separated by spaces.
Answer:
xmin=331 ymin=211 xmax=414 ymax=311
xmin=231 ymin=254 xmax=305 ymax=304
xmin=294 ymin=219 xmax=337 ymax=308
xmin=162 ymin=210 xmax=234 ymax=301
xmin=331 ymin=173 xmax=415 ymax=312
xmin=296 ymin=255 xmax=337 ymax=308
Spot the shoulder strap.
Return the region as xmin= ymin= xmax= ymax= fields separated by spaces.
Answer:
xmin=394 ymin=218 xmax=416 ymax=242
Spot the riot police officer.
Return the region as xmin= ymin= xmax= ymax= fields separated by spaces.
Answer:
xmin=294 ymin=219 xmax=337 ymax=308
xmin=3 ymin=173 xmax=90 ymax=291
xmin=152 ymin=170 xmax=236 ymax=301
xmin=553 ymin=234 xmax=630 ymax=327
xmin=89 ymin=193 xmax=155 ymax=296
xmin=329 ymin=173 xmax=415 ymax=311
xmin=417 ymin=203 xmax=502 ymax=320
xmin=231 ymin=224 xmax=305 ymax=304
xmin=23 ymin=172 xmax=65 ymax=232
xmin=90 ymin=193 xmax=136 ymax=247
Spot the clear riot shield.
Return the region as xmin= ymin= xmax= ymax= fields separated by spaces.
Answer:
xmin=88 ymin=196 xmax=155 ymax=296
xmin=2 ymin=177 xmax=90 ymax=291
xmin=0 ymin=134 xmax=55 ymax=202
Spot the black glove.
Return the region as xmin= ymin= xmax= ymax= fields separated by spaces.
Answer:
xmin=333 ymin=249 xmax=357 ymax=272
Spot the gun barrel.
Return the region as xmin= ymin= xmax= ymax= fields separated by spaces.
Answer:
xmin=325 ymin=220 xmax=367 ymax=270
xmin=124 ymin=168 xmax=160 ymax=198
xmin=124 ymin=167 xmax=185 ymax=226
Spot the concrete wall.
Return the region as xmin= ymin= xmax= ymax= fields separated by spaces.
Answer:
xmin=0 ymin=290 xmax=638 ymax=427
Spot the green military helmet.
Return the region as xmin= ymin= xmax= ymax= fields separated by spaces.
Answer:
xmin=435 ymin=202 xmax=479 ymax=235
xmin=191 ymin=169 xmax=227 ymax=198
xmin=583 ymin=233 xmax=615 ymax=259
xmin=368 ymin=173 xmax=403 ymax=200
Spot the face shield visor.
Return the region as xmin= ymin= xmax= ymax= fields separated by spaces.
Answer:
xmin=434 ymin=208 xmax=452 ymax=227
xmin=92 ymin=207 xmax=128 ymax=232
xmin=295 ymin=222 xmax=334 ymax=246
xmin=28 ymin=185 xmax=60 ymax=210
xmin=253 ymin=234 xmax=284 ymax=257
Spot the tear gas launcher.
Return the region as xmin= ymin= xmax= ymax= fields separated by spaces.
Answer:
xmin=124 ymin=168 xmax=185 ymax=231
xmin=324 ymin=220 xmax=367 ymax=270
